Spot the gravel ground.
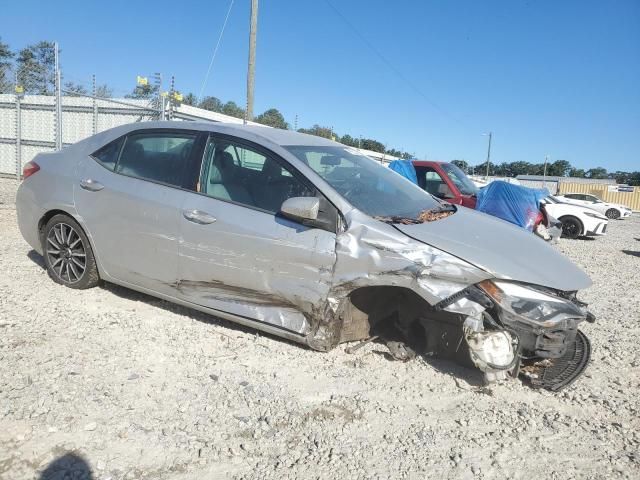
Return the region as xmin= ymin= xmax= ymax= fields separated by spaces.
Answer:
xmin=0 ymin=177 xmax=638 ymax=479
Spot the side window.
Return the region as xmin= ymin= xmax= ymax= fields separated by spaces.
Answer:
xmin=116 ymin=132 xmax=196 ymax=187
xmin=91 ymin=137 xmax=124 ymax=171
xmin=199 ymin=137 xmax=314 ymax=213
xmin=415 ymin=167 xmax=446 ymax=196
xmin=565 ymin=194 xmax=579 ymax=200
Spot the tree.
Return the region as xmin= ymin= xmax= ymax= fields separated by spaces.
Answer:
xmin=569 ymin=168 xmax=585 ymax=178
xmin=221 ymin=101 xmax=245 ymax=118
xmin=401 ymin=152 xmax=413 ymax=160
xmin=255 ymin=108 xmax=288 ymax=129
xmin=586 ymin=167 xmax=607 ymax=179
xmin=16 ymin=41 xmax=56 ymax=94
xmin=386 ymin=148 xmax=402 ymax=158
xmin=360 ymin=138 xmax=385 ymax=153
xmin=546 ymin=159 xmax=571 ymax=177
xmin=182 ymin=92 xmax=197 ymax=106
xmin=125 ymin=83 xmax=158 ymax=99
xmin=95 ymin=84 xmax=113 ymax=98
xmin=199 ymin=96 xmax=223 ymax=112
xmin=297 ymin=124 xmax=333 ymax=139
xmin=0 ymin=37 xmax=14 ymax=94
xmin=340 ymin=134 xmax=359 ymax=148
xmin=451 ymin=160 xmax=468 ymax=172
xmin=63 ymin=81 xmax=88 ymax=95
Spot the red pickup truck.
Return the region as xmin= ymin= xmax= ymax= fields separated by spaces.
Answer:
xmin=412 ymin=161 xmax=479 ymax=208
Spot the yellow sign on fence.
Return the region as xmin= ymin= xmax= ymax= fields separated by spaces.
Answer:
xmin=558 ymin=182 xmax=640 ymax=211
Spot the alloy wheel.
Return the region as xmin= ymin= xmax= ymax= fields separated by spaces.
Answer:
xmin=605 ymin=208 xmax=620 ymax=219
xmin=561 ymin=219 xmax=580 ymax=239
xmin=46 ymin=222 xmax=87 ymax=284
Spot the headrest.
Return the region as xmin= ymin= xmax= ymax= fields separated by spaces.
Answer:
xmin=261 ymin=158 xmax=282 ymax=179
xmin=121 ymin=141 xmax=144 ymax=162
xmin=209 ymin=150 xmax=236 ymax=184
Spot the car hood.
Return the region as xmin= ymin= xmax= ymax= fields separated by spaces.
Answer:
xmin=395 ymin=207 xmax=592 ymax=292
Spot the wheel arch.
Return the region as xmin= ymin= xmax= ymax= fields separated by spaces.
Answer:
xmin=38 ymin=209 xmax=103 ymax=277
xmin=338 ymin=285 xmax=439 ymax=344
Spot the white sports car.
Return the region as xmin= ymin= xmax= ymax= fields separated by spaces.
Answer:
xmin=555 ymin=193 xmax=632 ymax=219
xmin=542 ymin=196 xmax=608 ymax=239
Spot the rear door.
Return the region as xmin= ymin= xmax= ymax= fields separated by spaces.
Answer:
xmin=175 ymin=134 xmax=337 ymax=335
xmin=75 ymin=129 xmax=204 ymax=295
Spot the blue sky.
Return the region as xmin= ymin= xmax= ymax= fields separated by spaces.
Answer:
xmin=3 ymin=0 xmax=639 ymax=171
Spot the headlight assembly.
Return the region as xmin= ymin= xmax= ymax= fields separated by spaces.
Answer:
xmin=478 ymin=280 xmax=587 ymax=329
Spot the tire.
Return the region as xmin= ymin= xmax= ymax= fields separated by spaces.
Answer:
xmin=605 ymin=208 xmax=621 ymax=220
xmin=559 ymin=216 xmax=582 ymax=239
xmin=42 ymin=214 xmax=100 ymax=289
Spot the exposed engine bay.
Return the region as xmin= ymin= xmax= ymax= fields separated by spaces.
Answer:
xmin=345 ymin=280 xmax=595 ymax=391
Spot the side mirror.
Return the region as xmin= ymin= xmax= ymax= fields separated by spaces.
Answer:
xmin=280 ymin=197 xmax=320 ymax=222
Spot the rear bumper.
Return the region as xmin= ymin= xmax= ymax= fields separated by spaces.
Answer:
xmin=16 ymin=182 xmax=45 ymax=254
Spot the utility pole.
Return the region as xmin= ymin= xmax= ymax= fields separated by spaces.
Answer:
xmin=54 ymin=42 xmax=62 ymax=151
xmin=483 ymin=132 xmax=492 ymax=179
xmin=168 ymin=75 xmax=175 ymax=120
xmin=153 ymin=72 xmax=164 ymax=120
xmin=92 ymin=74 xmax=98 ymax=134
xmin=543 ymin=155 xmax=549 ymax=187
xmin=245 ymin=0 xmax=259 ymax=123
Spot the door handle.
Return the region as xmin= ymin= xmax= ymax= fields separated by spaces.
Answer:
xmin=80 ymin=179 xmax=104 ymax=192
xmin=183 ymin=209 xmax=217 ymax=225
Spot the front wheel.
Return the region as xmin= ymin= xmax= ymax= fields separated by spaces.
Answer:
xmin=559 ymin=216 xmax=582 ymax=239
xmin=43 ymin=214 xmax=100 ymax=289
xmin=605 ymin=208 xmax=620 ymax=219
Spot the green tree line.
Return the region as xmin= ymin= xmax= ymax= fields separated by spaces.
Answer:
xmin=1 ymin=38 xmax=637 ymax=183
xmin=451 ymin=159 xmax=640 ymax=186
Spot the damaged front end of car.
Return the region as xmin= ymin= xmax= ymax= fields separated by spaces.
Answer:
xmin=438 ymin=280 xmax=595 ymax=390
xmin=321 ymin=208 xmax=595 ymax=392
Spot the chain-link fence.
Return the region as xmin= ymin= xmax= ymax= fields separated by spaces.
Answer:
xmin=0 ymin=92 xmax=162 ymax=178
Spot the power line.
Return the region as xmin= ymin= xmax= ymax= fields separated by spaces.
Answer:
xmin=198 ymin=0 xmax=236 ymax=102
xmin=323 ymin=0 xmax=461 ymax=124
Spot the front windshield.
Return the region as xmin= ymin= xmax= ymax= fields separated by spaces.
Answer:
xmin=284 ymin=145 xmax=440 ymax=218
xmin=587 ymin=196 xmax=603 ymax=203
xmin=440 ymin=163 xmax=479 ymax=196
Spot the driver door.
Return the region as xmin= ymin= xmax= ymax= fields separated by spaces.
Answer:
xmin=176 ymin=135 xmax=338 ymax=335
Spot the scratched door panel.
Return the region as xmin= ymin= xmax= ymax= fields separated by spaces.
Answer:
xmin=75 ymin=158 xmax=185 ymax=294
xmin=177 ymin=193 xmax=337 ymax=335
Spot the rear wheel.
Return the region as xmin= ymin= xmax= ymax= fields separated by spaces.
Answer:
xmin=43 ymin=214 xmax=99 ymax=289
xmin=559 ymin=216 xmax=582 ymax=239
xmin=605 ymin=208 xmax=620 ymax=219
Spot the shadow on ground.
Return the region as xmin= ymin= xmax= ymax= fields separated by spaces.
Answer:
xmin=622 ymin=250 xmax=640 ymax=257
xmin=40 ymin=453 xmax=93 ymax=480
xmin=26 ymin=249 xmax=491 ymax=389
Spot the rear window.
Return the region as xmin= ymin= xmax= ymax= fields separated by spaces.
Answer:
xmin=116 ymin=133 xmax=196 ymax=187
xmin=91 ymin=137 xmax=124 ymax=171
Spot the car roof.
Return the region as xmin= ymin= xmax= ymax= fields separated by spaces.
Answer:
xmin=412 ymin=160 xmax=447 ymax=166
xmin=110 ymin=121 xmax=341 ymax=148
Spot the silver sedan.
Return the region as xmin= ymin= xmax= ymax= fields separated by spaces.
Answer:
xmin=16 ymin=122 xmax=595 ymax=389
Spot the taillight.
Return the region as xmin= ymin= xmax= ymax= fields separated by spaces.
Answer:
xmin=22 ymin=161 xmax=40 ymax=179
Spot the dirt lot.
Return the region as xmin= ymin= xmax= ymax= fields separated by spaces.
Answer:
xmin=0 ymin=177 xmax=638 ymax=479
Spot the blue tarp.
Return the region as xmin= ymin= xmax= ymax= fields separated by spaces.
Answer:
xmin=388 ymin=160 xmax=418 ymax=185
xmin=476 ymin=181 xmax=549 ymax=231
